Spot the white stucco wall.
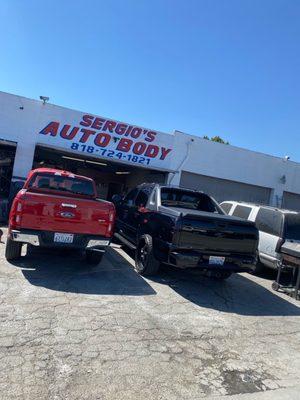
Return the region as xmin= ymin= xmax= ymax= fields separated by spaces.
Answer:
xmin=0 ymin=91 xmax=174 ymax=180
xmin=171 ymin=131 xmax=300 ymax=205
xmin=1 ymin=90 xmax=300 ymax=206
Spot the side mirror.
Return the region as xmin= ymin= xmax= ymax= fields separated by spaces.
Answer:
xmin=111 ymin=194 xmax=123 ymax=204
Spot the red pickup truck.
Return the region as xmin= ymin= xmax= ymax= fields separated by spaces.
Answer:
xmin=5 ymin=168 xmax=115 ymax=264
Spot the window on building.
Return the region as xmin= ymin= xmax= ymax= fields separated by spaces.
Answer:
xmin=232 ymin=205 xmax=252 ymax=219
xmin=255 ymin=208 xmax=283 ymax=236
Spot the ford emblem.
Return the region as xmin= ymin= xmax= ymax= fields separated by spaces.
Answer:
xmin=60 ymin=212 xmax=75 ymax=218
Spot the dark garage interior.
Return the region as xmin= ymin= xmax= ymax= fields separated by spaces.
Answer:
xmin=32 ymin=145 xmax=168 ymax=200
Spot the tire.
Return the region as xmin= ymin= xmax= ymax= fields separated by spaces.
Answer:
xmin=135 ymin=234 xmax=160 ymax=276
xmin=5 ymin=238 xmax=22 ymax=261
xmin=272 ymin=281 xmax=280 ymax=291
xmin=86 ymin=250 xmax=104 ymax=265
xmin=252 ymin=259 xmax=266 ymax=275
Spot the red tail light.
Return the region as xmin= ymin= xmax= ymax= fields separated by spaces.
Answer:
xmin=105 ymin=207 xmax=116 ymax=238
xmin=9 ymin=190 xmax=25 ymax=231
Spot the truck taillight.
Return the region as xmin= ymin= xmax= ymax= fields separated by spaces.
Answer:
xmin=107 ymin=223 xmax=113 ymax=235
xmin=9 ymin=193 xmax=25 ymax=231
xmin=109 ymin=211 xmax=114 ymax=222
xmin=105 ymin=208 xmax=115 ymax=237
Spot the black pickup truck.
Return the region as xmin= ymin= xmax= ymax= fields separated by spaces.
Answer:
xmin=113 ymin=184 xmax=258 ymax=279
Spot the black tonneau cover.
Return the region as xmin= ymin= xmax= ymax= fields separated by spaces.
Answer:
xmin=173 ymin=208 xmax=258 ymax=255
xmin=161 ymin=206 xmax=256 ymax=226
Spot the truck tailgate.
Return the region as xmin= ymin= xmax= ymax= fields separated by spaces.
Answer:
xmin=19 ymin=191 xmax=112 ymax=236
xmin=176 ymin=212 xmax=258 ymax=255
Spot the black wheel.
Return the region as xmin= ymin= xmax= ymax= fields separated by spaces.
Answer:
xmin=5 ymin=238 xmax=22 ymax=261
xmin=135 ymin=234 xmax=160 ymax=276
xmin=252 ymin=258 xmax=266 ymax=275
xmin=85 ymin=250 xmax=104 ymax=265
xmin=272 ymin=281 xmax=280 ymax=291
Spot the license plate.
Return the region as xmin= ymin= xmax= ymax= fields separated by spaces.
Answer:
xmin=54 ymin=233 xmax=74 ymax=243
xmin=209 ymin=256 xmax=225 ymax=265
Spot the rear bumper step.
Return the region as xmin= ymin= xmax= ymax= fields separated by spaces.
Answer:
xmin=11 ymin=231 xmax=40 ymax=246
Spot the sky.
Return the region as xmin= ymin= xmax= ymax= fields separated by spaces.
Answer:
xmin=1 ymin=0 xmax=300 ymax=160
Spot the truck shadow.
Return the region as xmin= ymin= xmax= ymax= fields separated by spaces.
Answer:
xmin=156 ymin=268 xmax=300 ymax=316
xmin=15 ymin=246 xmax=156 ymax=296
xmin=14 ymin=245 xmax=300 ymax=316
xmin=120 ymin=247 xmax=300 ymax=317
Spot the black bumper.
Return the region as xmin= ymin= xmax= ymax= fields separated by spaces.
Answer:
xmin=10 ymin=229 xmax=111 ymax=249
xmin=168 ymin=249 xmax=256 ymax=273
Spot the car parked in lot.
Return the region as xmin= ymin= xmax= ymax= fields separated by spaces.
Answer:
xmin=220 ymin=201 xmax=300 ymax=272
xmin=112 ymin=184 xmax=259 ymax=279
xmin=6 ymin=168 xmax=115 ymax=264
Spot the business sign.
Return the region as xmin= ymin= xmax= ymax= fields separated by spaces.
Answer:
xmin=38 ymin=113 xmax=174 ymax=169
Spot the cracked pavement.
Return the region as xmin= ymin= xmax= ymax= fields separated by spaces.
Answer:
xmin=0 ymin=227 xmax=300 ymax=399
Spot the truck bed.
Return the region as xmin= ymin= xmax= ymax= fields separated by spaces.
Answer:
xmin=162 ymin=206 xmax=258 ymax=256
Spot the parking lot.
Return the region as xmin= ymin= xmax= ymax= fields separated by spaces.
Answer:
xmin=0 ymin=227 xmax=300 ymax=400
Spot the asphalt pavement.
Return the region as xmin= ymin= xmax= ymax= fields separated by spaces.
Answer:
xmin=0 ymin=227 xmax=299 ymax=400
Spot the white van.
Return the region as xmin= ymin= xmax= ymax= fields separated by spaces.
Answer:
xmin=220 ymin=201 xmax=300 ymax=272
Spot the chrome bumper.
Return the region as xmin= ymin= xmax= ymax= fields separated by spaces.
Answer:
xmin=11 ymin=231 xmax=40 ymax=246
xmin=86 ymin=239 xmax=110 ymax=248
xmin=11 ymin=230 xmax=110 ymax=248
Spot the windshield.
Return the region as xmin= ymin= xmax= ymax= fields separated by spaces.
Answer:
xmin=284 ymin=213 xmax=300 ymax=240
xmin=28 ymin=173 xmax=95 ymax=196
xmin=160 ymin=188 xmax=223 ymax=213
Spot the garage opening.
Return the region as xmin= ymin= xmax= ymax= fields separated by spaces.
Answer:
xmin=180 ymin=171 xmax=271 ymax=205
xmin=32 ymin=145 xmax=168 ymax=200
xmin=0 ymin=140 xmax=17 ymax=221
xmin=282 ymin=191 xmax=300 ymax=211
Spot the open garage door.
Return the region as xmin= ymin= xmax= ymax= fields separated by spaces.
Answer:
xmin=180 ymin=171 xmax=271 ymax=204
xmin=33 ymin=145 xmax=168 ymax=200
xmin=0 ymin=139 xmax=17 ymax=221
xmin=282 ymin=191 xmax=300 ymax=211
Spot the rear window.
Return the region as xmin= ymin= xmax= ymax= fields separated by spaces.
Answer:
xmin=221 ymin=203 xmax=232 ymax=214
xmin=232 ymin=205 xmax=252 ymax=219
xmin=255 ymin=208 xmax=283 ymax=236
xmin=160 ymin=188 xmax=223 ymax=214
xmin=124 ymin=188 xmax=138 ymax=206
xmin=284 ymin=213 xmax=300 ymax=240
xmin=135 ymin=190 xmax=149 ymax=207
xmin=28 ymin=173 xmax=95 ymax=196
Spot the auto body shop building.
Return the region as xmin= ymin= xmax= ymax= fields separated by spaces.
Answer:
xmin=1 ymin=90 xmax=300 ymax=219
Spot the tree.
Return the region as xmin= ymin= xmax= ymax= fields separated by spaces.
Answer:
xmin=203 ymin=135 xmax=229 ymax=145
